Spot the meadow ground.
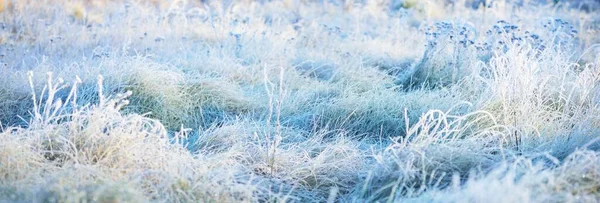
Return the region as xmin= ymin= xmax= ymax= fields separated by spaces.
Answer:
xmin=1 ymin=0 xmax=600 ymax=202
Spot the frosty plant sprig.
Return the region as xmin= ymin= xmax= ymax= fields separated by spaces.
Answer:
xmin=26 ymin=72 xmax=132 ymax=128
xmin=27 ymin=71 xmax=79 ymax=127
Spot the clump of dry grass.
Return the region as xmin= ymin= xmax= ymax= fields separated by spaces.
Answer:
xmin=0 ymin=0 xmax=599 ymax=202
xmin=0 ymin=73 xmax=278 ymax=202
xmin=411 ymin=149 xmax=600 ymax=202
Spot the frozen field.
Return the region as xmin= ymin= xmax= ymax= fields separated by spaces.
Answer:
xmin=1 ymin=0 xmax=600 ymax=202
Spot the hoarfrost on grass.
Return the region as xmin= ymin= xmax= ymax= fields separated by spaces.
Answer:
xmin=0 ymin=0 xmax=599 ymax=202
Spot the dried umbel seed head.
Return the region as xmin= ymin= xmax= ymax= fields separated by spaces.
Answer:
xmin=425 ymin=22 xmax=478 ymax=49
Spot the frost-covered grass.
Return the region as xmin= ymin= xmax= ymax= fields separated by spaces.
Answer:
xmin=0 ymin=0 xmax=600 ymax=202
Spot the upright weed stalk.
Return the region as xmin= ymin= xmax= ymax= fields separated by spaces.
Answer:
xmin=263 ymin=66 xmax=287 ymax=175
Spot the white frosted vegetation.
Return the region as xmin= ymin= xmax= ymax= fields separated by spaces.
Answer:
xmin=0 ymin=0 xmax=599 ymax=202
